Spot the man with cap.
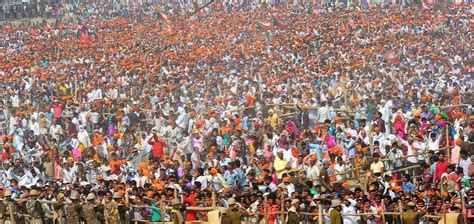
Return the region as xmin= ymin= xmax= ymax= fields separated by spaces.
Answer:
xmin=0 ymin=190 xmax=16 ymax=224
xmin=170 ymin=198 xmax=184 ymax=224
xmin=64 ymin=190 xmax=81 ymax=224
xmin=52 ymin=192 xmax=65 ymax=223
xmin=287 ymin=199 xmax=300 ymax=224
xmin=329 ymin=199 xmax=343 ymax=224
xmin=26 ymin=189 xmax=44 ymax=224
xmin=223 ymin=198 xmax=246 ymax=224
xmin=81 ymin=192 xmax=99 ymax=224
xmin=103 ymin=191 xmax=121 ymax=224
xmin=402 ymin=201 xmax=425 ymax=224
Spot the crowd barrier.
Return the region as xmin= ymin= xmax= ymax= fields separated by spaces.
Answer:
xmin=1 ymin=161 xmax=470 ymax=224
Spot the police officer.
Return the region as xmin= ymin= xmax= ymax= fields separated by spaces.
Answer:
xmin=170 ymin=199 xmax=184 ymax=224
xmin=0 ymin=190 xmax=16 ymax=224
xmin=53 ymin=193 xmax=65 ymax=223
xmin=26 ymin=189 xmax=44 ymax=224
xmin=64 ymin=190 xmax=82 ymax=224
xmin=81 ymin=193 xmax=99 ymax=224
xmin=103 ymin=192 xmax=120 ymax=224
xmin=223 ymin=198 xmax=247 ymax=224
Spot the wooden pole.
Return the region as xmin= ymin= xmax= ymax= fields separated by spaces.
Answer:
xmin=264 ymin=196 xmax=268 ymax=224
xmin=8 ymin=203 xmax=16 ymax=224
xmin=342 ymin=76 xmax=349 ymax=113
xmin=446 ymin=124 xmax=450 ymax=162
xmin=398 ymin=200 xmax=404 ymax=224
xmin=211 ymin=191 xmax=216 ymax=209
xmin=461 ymin=194 xmax=467 ymax=224
xmin=318 ymin=203 xmax=322 ymax=224
xmin=160 ymin=200 xmax=165 ymax=224
xmin=381 ymin=199 xmax=385 ymax=224
xmin=368 ymin=123 xmax=374 ymax=155
xmin=281 ymin=191 xmax=286 ymax=224
xmin=442 ymin=202 xmax=447 ymax=224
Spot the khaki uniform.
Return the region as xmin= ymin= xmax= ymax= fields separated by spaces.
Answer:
xmin=329 ymin=209 xmax=343 ymax=224
xmin=26 ymin=200 xmax=44 ymax=224
xmin=402 ymin=209 xmax=425 ymax=224
xmin=0 ymin=201 xmax=15 ymax=224
xmin=104 ymin=200 xmax=120 ymax=224
xmin=171 ymin=209 xmax=184 ymax=224
xmin=82 ymin=204 xmax=99 ymax=224
xmin=223 ymin=209 xmax=242 ymax=224
xmin=64 ymin=204 xmax=82 ymax=224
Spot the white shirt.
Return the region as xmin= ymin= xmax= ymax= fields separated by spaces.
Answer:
xmin=49 ymin=124 xmax=63 ymax=140
xmin=317 ymin=106 xmax=330 ymax=123
xmin=342 ymin=199 xmax=360 ymax=224
xmin=334 ymin=163 xmax=347 ymax=182
xmin=62 ymin=167 xmax=77 ymax=184
xmin=459 ymin=158 xmax=471 ymax=178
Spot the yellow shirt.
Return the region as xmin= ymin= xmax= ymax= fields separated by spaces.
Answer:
xmin=274 ymin=157 xmax=288 ymax=179
xmin=267 ymin=114 xmax=279 ymax=129
xmin=370 ymin=161 xmax=384 ymax=174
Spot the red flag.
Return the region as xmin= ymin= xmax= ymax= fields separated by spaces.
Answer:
xmin=80 ymin=30 xmax=93 ymax=45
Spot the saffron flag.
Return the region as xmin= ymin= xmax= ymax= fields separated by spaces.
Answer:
xmin=79 ymin=30 xmax=93 ymax=45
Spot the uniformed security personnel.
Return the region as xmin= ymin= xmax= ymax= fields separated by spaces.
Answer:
xmin=64 ymin=190 xmax=81 ymax=224
xmin=81 ymin=193 xmax=99 ymax=224
xmin=53 ymin=193 xmax=65 ymax=223
xmin=26 ymin=189 xmax=44 ymax=224
xmin=170 ymin=199 xmax=184 ymax=224
xmin=0 ymin=190 xmax=16 ymax=224
xmin=223 ymin=198 xmax=247 ymax=224
xmin=103 ymin=192 xmax=120 ymax=224
xmin=402 ymin=202 xmax=426 ymax=224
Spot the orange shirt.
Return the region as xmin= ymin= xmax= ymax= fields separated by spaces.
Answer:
xmin=109 ymin=160 xmax=126 ymax=175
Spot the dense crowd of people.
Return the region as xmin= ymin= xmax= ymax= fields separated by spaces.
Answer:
xmin=0 ymin=0 xmax=472 ymax=223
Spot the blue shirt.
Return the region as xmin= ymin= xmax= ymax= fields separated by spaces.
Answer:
xmin=403 ymin=182 xmax=415 ymax=193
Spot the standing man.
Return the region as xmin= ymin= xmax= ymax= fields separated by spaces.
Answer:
xmin=26 ymin=189 xmax=44 ymax=224
xmin=224 ymin=198 xmax=247 ymax=224
xmin=402 ymin=202 xmax=425 ymax=224
xmin=287 ymin=199 xmax=300 ymax=224
xmin=0 ymin=190 xmax=16 ymax=224
xmin=82 ymin=193 xmax=99 ymax=224
xmin=170 ymin=199 xmax=184 ymax=224
xmin=64 ymin=190 xmax=82 ymax=224
xmin=103 ymin=192 xmax=121 ymax=224
xmin=330 ymin=200 xmax=343 ymax=224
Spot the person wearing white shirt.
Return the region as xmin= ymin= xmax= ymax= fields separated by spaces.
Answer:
xmin=15 ymin=170 xmax=32 ymax=188
xmin=334 ymin=157 xmax=348 ymax=182
xmin=458 ymin=150 xmax=471 ymax=178
xmin=316 ymin=101 xmax=330 ymax=124
xmin=10 ymin=94 xmax=20 ymax=108
xmin=279 ymin=147 xmax=296 ymax=168
xmin=49 ymin=121 xmax=63 ymax=140
xmin=380 ymin=99 xmax=393 ymax=135
xmin=342 ymin=197 xmax=360 ymax=224
xmin=133 ymin=170 xmax=149 ymax=188
xmin=62 ymin=163 xmax=78 ymax=184
xmin=426 ymin=133 xmax=442 ymax=152
xmin=77 ymin=125 xmax=91 ymax=148
xmin=373 ymin=132 xmax=387 ymax=156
